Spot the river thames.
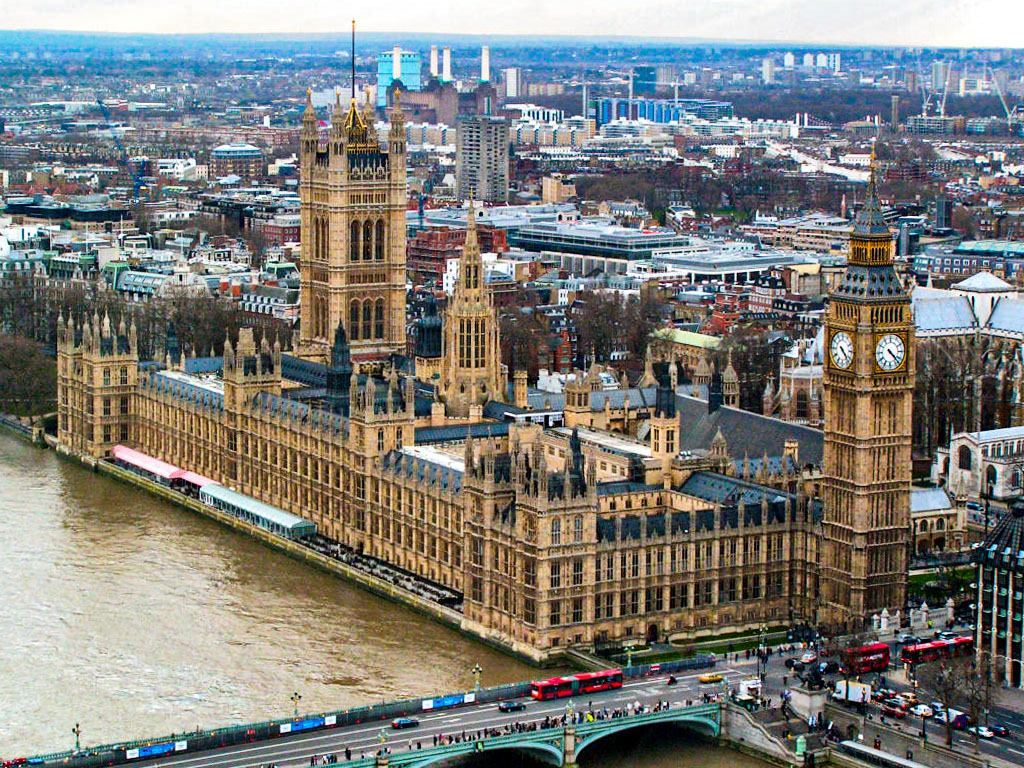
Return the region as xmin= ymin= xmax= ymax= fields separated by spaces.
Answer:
xmin=0 ymin=434 xmax=767 ymax=768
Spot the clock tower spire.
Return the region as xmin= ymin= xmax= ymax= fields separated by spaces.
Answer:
xmin=820 ymin=145 xmax=914 ymax=631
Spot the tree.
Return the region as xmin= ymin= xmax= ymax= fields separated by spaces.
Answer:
xmin=0 ymin=335 xmax=57 ymax=416
xmin=916 ymin=654 xmax=1002 ymax=749
xmin=573 ymin=291 xmax=624 ymax=365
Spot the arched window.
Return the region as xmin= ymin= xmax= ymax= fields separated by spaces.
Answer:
xmin=987 ymin=464 xmax=998 ymax=487
xmin=349 ymin=300 xmax=361 ymax=340
xmin=350 ymin=221 xmax=360 ymax=261
xmin=795 ymin=390 xmax=809 ymax=420
xmin=374 ymin=299 xmax=385 ymax=339
xmin=375 ymin=220 xmax=385 ymax=260
xmin=920 ymin=519 xmax=929 ymax=532
xmin=363 ymin=220 xmax=373 ymax=260
xmin=1013 ymin=469 xmax=1022 ymax=488
xmin=936 ymin=518 xmax=945 ymax=531
xmin=362 ymin=301 xmax=372 ymax=341
xmin=958 ymin=445 xmax=972 ymax=471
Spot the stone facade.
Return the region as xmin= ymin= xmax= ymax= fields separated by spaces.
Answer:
xmin=297 ymin=92 xmax=407 ymax=363
xmin=820 ymin=160 xmax=914 ymax=631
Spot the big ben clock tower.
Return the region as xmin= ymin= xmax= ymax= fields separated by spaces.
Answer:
xmin=820 ymin=150 xmax=914 ymax=631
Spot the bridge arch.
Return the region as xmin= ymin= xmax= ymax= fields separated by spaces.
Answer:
xmin=400 ymin=739 xmax=563 ymax=768
xmin=574 ymin=714 xmax=720 ymax=761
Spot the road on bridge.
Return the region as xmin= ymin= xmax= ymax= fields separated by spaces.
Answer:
xmin=141 ymin=666 xmax=743 ymax=768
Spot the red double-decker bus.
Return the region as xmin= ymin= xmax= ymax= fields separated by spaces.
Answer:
xmin=530 ymin=669 xmax=623 ymax=700
xmin=900 ymin=636 xmax=973 ymax=666
xmin=844 ymin=642 xmax=891 ymax=674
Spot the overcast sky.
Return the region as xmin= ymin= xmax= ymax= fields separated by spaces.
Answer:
xmin=6 ymin=0 xmax=1023 ymax=48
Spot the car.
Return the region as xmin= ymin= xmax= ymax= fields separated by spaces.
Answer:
xmin=498 ymin=701 xmax=526 ymax=713
xmin=882 ymin=705 xmax=907 ymax=719
xmin=938 ymin=631 xmax=958 ymax=641
xmin=929 ymin=701 xmax=945 ymax=712
xmin=800 ymin=651 xmax=818 ymax=664
xmin=699 ymin=673 xmax=724 ymax=684
xmin=909 ymin=704 xmax=934 ymax=718
xmin=988 ymin=723 xmax=1010 ymax=738
xmin=898 ymin=692 xmax=918 ymax=706
xmin=968 ymin=726 xmax=994 ymax=739
xmin=896 ymin=632 xmax=918 ymax=643
xmin=391 ymin=717 xmax=420 ymax=729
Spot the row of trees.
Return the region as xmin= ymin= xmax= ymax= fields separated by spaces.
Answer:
xmin=498 ymin=289 xmax=666 ymax=379
xmin=0 ymin=273 xmax=290 ymax=363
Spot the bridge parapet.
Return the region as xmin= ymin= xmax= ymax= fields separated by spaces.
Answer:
xmin=359 ymin=702 xmax=722 ymax=768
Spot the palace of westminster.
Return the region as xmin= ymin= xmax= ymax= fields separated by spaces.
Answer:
xmin=54 ymin=93 xmax=915 ymax=662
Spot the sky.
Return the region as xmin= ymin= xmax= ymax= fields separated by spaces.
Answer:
xmin=4 ymin=0 xmax=1024 ymax=48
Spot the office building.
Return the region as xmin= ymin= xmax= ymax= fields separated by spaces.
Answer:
xmin=209 ymin=143 xmax=264 ymax=181
xmin=376 ymin=48 xmax=422 ymax=107
xmin=632 ymin=66 xmax=658 ymax=97
xmin=503 ymin=67 xmax=523 ymax=99
xmin=456 ymin=114 xmax=509 ymax=203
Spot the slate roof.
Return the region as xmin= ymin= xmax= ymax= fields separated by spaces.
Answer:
xmin=679 ymin=470 xmax=794 ymax=507
xmin=910 ymin=488 xmax=952 ymax=513
xmin=676 ymin=394 xmax=824 ymax=467
xmin=731 ymin=455 xmax=797 ymax=476
xmin=145 ymin=370 xmax=224 ymax=410
xmin=414 ymin=422 xmax=511 ymax=444
xmin=380 ymin=449 xmax=463 ymax=493
xmin=985 ymin=298 xmax=1024 ymax=336
xmin=914 ymin=297 xmax=978 ymax=334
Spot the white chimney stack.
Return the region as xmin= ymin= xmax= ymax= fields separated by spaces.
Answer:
xmin=430 ymin=45 xmax=439 ymax=77
xmin=392 ymin=45 xmax=401 ymax=81
xmin=442 ymin=46 xmax=452 ymax=82
xmin=480 ymin=46 xmax=490 ymax=83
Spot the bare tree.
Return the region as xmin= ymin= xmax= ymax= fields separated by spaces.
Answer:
xmin=916 ymin=654 xmax=1002 ymax=749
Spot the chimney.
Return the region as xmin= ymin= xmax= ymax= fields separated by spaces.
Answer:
xmin=480 ymin=46 xmax=490 ymax=83
xmin=442 ymin=46 xmax=452 ymax=82
xmin=430 ymin=45 xmax=439 ymax=77
xmin=392 ymin=45 xmax=401 ymax=81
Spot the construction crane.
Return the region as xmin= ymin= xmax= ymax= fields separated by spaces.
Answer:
xmin=95 ymin=99 xmax=144 ymax=200
xmin=987 ymin=65 xmax=1023 ymax=135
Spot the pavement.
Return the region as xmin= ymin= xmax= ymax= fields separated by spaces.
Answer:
xmin=142 ymin=666 xmax=752 ymax=768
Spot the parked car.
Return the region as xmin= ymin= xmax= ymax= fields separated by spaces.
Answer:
xmin=391 ymin=717 xmax=420 ymax=729
xmin=882 ymin=705 xmax=907 ymax=719
xmin=910 ymin=704 xmax=934 ymax=718
xmin=498 ymin=701 xmax=526 ymax=713
xmin=968 ymin=726 xmax=994 ymax=739
xmin=989 ymin=723 xmax=1011 ymax=738
xmin=800 ymin=651 xmax=818 ymax=664
xmin=882 ymin=697 xmax=909 ymax=710
xmin=929 ymin=701 xmax=945 ymax=712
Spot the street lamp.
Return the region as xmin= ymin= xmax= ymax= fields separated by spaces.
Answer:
xmin=565 ymin=698 xmax=575 ymax=722
xmin=625 ymin=644 xmax=634 ymax=669
xmin=72 ymin=723 xmax=82 ymax=753
xmin=291 ymin=691 xmax=302 ymax=719
xmin=472 ymin=664 xmax=483 ymax=692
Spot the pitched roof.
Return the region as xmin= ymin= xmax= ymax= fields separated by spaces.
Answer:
xmin=913 ymin=297 xmax=977 ymax=334
xmin=954 ymin=271 xmax=1014 ymax=292
xmin=985 ymin=298 xmax=1024 ymax=336
xmin=911 ymin=487 xmax=953 ymax=513
xmin=676 ymin=394 xmax=824 ymax=466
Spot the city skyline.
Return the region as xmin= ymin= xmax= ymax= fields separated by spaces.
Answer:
xmin=4 ymin=0 xmax=1024 ymax=49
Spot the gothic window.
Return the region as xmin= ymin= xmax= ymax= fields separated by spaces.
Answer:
xmin=986 ymin=464 xmax=998 ymax=487
xmin=375 ymin=220 xmax=385 ymax=260
xmin=363 ymin=220 xmax=373 ymax=260
xmin=550 ymin=561 xmax=561 ymax=588
xmin=1013 ymin=469 xmax=1022 ymax=488
xmin=103 ymin=367 xmax=111 ymax=386
xmin=551 ymin=519 xmax=561 ymax=546
xmin=350 ymin=221 xmax=360 ymax=261
xmin=120 ymin=367 xmax=128 ymax=385
xmin=573 ymin=516 xmax=583 ymax=542
xmin=374 ymin=299 xmax=385 ymax=339
xmin=362 ymin=302 xmax=372 ymax=341
xmin=349 ymin=301 xmax=361 ymax=340
xmin=958 ymin=445 xmax=972 ymax=471
xmin=936 ymin=518 xmax=945 ymax=531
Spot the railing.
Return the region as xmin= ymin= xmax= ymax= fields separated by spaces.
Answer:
xmin=26 ymin=656 xmax=715 ymax=768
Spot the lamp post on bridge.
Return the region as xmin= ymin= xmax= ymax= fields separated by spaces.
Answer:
xmin=291 ymin=691 xmax=302 ymax=719
xmin=472 ymin=664 xmax=482 ymax=693
xmin=72 ymin=723 xmax=81 ymax=753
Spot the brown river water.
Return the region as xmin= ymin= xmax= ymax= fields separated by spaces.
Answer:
xmin=0 ymin=434 xmax=767 ymax=768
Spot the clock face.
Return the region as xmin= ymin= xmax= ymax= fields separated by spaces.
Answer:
xmin=830 ymin=331 xmax=854 ymax=369
xmin=875 ymin=334 xmax=906 ymax=371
